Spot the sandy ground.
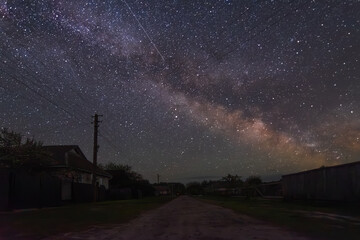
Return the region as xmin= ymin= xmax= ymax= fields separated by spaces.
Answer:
xmin=47 ymin=196 xmax=312 ymax=240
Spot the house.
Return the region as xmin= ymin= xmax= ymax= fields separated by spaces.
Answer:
xmin=282 ymin=161 xmax=360 ymax=201
xmin=0 ymin=145 xmax=111 ymax=210
xmin=43 ymin=145 xmax=112 ymax=201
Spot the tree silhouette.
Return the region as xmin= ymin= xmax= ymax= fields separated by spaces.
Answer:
xmin=101 ymin=163 xmax=143 ymax=183
xmin=0 ymin=128 xmax=51 ymax=170
xmin=221 ymin=174 xmax=243 ymax=188
xmin=102 ymin=162 xmax=154 ymax=197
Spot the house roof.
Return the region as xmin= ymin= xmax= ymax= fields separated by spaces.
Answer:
xmin=43 ymin=145 xmax=111 ymax=178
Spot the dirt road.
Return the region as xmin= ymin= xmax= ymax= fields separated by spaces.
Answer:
xmin=48 ymin=196 xmax=311 ymax=240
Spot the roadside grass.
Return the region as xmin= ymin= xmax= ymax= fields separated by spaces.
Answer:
xmin=198 ymin=195 xmax=360 ymax=240
xmin=0 ymin=197 xmax=172 ymax=239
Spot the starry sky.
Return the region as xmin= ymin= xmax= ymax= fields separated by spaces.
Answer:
xmin=0 ymin=0 xmax=359 ymax=183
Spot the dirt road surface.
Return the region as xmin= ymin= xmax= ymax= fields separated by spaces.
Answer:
xmin=48 ymin=196 xmax=311 ymax=240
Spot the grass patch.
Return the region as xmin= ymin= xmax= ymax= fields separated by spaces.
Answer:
xmin=198 ymin=196 xmax=360 ymax=240
xmin=0 ymin=197 xmax=172 ymax=239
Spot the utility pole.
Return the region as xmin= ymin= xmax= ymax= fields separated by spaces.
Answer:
xmin=157 ymin=174 xmax=160 ymax=184
xmin=92 ymin=113 xmax=102 ymax=202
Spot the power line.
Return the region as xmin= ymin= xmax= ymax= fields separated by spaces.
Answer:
xmin=0 ymin=31 xmax=95 ymax=117
xmin=1 ymin=67 xmax=83 ymax=121
xmin=0 ymin=45 xmax=124 ymax=157
xmin=0 ymin=56 xmax=90 ymax=122
xmin=1 ymin=22 xmax=129 ymax=159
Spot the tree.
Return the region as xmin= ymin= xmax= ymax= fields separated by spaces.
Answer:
xmin=221 ymin=174 xmax=243 ymax=188
xmin=0 ymin=128 xmax=51 ymax=170
xmin=102 ymin=162 xmax=154 ymax=197
xmin=245 ymin=175 xmax=262 ymax=186
xmin=0 ymin=129 xmax=52 ymax=210
xmin=101 ymin=163 xmax=143 ymax=183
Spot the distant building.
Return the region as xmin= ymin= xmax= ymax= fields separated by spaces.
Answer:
xmin=154 ymin=185 xmax=171 ymax=196
xmin=282 ymin=161 xmax=360 ymax=201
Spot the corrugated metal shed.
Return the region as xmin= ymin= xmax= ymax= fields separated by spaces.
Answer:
xmin=282 ymin=161 xmax=360 ymax=201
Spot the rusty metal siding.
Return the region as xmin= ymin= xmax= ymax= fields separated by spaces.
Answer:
xmin=282 ymin=162 xmax=360 ymax=201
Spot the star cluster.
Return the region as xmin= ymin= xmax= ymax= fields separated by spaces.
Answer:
xmin=0 ymin=0 xmax=359 ymax=182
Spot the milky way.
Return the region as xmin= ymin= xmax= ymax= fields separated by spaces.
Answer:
xmin=0 ymin=0 xmax=359 ymax=182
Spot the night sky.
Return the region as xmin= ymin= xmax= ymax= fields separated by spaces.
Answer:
xmin=0 ymin=0 xmax=359 ymax=183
